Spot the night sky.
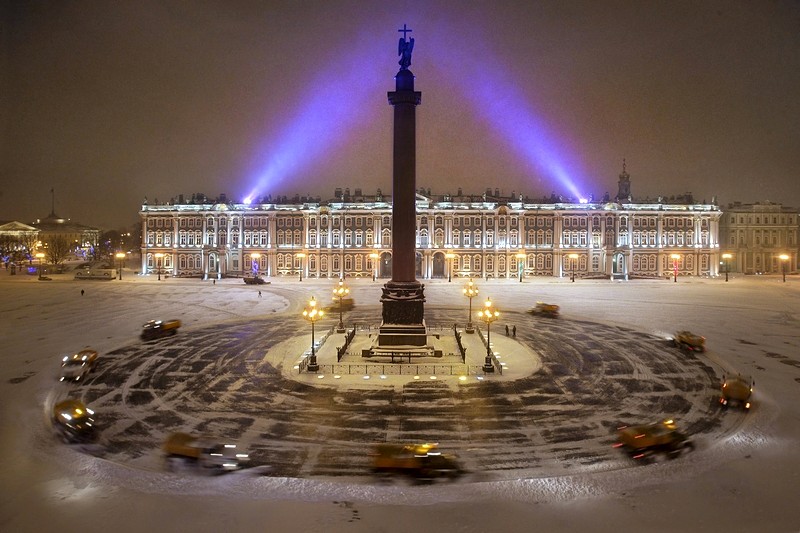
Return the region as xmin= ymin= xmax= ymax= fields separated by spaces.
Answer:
xmin=2 ymin=1 xmax=799 ymax=229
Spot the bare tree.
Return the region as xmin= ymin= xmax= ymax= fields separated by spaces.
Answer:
xmin=18 ymin=232 xmax=39 ymax=260
xmin=44 ymin=235 xmax=72 ymax=266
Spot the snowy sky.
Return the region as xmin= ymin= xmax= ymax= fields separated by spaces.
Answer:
xmin=2 ymin=1 xmax=799 ymax=229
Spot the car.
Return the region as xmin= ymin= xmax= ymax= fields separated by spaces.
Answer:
xmin=720 ymin=374 xmax=754 ymax=410
xmin=141 ymin=319 xmax=182 ymax=341
xmin=243 ymin=276 xmax=269 ymax=285
xmin=52 ymin=399 xmax=97 ymax=443
xmin=673 ymin=330 xmax=705 ymax=352
xmin=323 ymin=297 xmax=355 ymax=313
xmin=613 ymin=418 xmax=694 ymax=461
xmin=59 ymin=348 xmax=99 ymax=382
xmin=526 ymin=302 xmax=560 ymax=318
xmin=370 ymin=442 xmax=464 ymax=480
xmin=163 ymin=432 xmax=250 ymax=472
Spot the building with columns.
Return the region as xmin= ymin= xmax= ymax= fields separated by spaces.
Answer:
xmin=140 ymin=173 xmax=724 ymax=281
xmin=719 ymin=201 xmax=798 ymax=275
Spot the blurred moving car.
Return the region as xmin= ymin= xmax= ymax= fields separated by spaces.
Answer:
xmin=163 ymin=432 xmax=250 ymax=472
xmin=52 ymin=399 xmax=97 ymax=443
xmin=59 ymin=348 xmax=99 ymax=382
xmin=243 ymin=276 xmax=269 ymax=285
xmin=526 ymin=302 xmax=560 ymax=318
xmin=141 ymin=319 xmax=181 ymax=341
xmin=673 ymin=330 xmax=706 ymax=352
xmin=613 ymin=419 xmax=694 ymax=461
xmin=370 ymin=442 xmax=464 ymax=480
xmin=720 ymin=375 xmax=754 ymax=410
xmin=324 ymin=297 xmax=355 ymax=313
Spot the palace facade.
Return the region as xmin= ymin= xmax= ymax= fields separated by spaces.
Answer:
xmin=140 ymin=172 xmax=725 ymax=281
xmin=719 ymin=201 xmax=798 ymax=274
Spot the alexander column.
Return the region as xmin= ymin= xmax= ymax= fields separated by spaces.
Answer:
xmin=378 ymin=25 xmax=427 ymax=347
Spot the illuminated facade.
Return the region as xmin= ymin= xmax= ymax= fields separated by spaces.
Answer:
xmin=140 ymin=180 xmax=723 ymax=281
xmin=719 ymin=201 xmax=798 ymax=274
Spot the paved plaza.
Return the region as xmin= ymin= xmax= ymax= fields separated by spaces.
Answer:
xmin=45 ymin=289 xmax=733 ymax=481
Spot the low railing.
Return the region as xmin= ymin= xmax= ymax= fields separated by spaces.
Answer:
xmin=306 ymin=363 xmax=487 ymax=376
xmin=476 ymin=327 xmax=503 ymax=374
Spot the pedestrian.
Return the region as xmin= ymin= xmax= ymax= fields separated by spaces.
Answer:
xmin=258 ymin=290 xmax=262 ymax=298
xmin=213 ymin=279 xmax=216 ymax=285
xmin=512 ymin=325 xmax=517 ymax=337
xmin=81 ymin=289 xmax=84 ymax=296
xmin=505 ymin=324 xmax=509 ymax=336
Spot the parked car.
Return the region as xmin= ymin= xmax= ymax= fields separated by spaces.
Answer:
xmin=613 ymin=419 xmax=694 ymax=461
xmin=52 ymin=399 xmax=97 ymax=443
xmin=141 ymin=319 xmax=181 ymax=341
xmin=59 ymin=349 xmax=99 ymax=382
xmin=720 ymin=375 xmax=754 ymax=410
xmin=673 ymin=331 xmax=705 ymax=352
xmin=526 ymin=302 xmax=560 ymax=318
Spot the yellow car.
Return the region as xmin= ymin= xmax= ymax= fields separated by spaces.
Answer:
xmin=613 ymin=419 xmax=694 ymax=461
xmin=673 ymin=331 xmax=706 ymax=352
xmin=53 ymin=399 xmax=97 ymax=443
xmin=59 ymin=349 xmax=99 ymax=382
xmin=720 ymin=375 xmax=754 ymax=410
xmin=526 ymin=302 xmax=560 ymax=318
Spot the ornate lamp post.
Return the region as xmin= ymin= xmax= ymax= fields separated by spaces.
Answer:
xmin=332 ymin=277 xmax=350 ymax=333
xmin=671 ymin=254 xmax=681 ymax=283
xmin=302 ymin=296 xmax=323 ymax=372
xmin=568 ymin=253 xmax=579 ymax=282
xmin=516 ymin=253 xmax=526 ymax=282
xmin=780 ymin=253 xmax=789 ymax=283
xmin=462 ymin=278 xmax=478 ymax=333
xmin=115 ymin=252 xmax=126 ymax=280
xmin=446 ymin=252 xmax=455 ymax=282
xmin=35 ymin=252 xmax=45 ymax=280
xmin=154 ymin=252 xmax=164 ymax=281
xmin=250 ymin=252 xmax=261 ymax=277
xmin=721 ymin=253 xmax=732 ymax=282
xmin=369 ymin=252 xmax=379 ymax=281
xmin=296 ymin=252 xmax=305 ymax=282
xmin=477 ymin=297 xmax=499 ymax=373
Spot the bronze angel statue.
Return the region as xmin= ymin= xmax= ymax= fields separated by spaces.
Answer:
xmin=398 ymin=36 xmax=414 ymax=70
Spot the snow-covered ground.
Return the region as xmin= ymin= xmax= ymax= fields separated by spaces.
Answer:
xmin=1 ymin=270 xmax=798 ymax=532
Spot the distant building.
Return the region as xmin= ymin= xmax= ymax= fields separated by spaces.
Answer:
xmin=719 ymin=201 xmax=798 ymax=274
xmin=32 ymin=212 xmax=101 ymax=259
xmin=0 ymin=221 xmax=39 ymax=264
xmin=140 ymin=171 xmax=723 ymax=281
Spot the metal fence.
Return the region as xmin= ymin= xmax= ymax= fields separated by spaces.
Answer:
xmin=308 ymin=363 xmax=488 ymax=376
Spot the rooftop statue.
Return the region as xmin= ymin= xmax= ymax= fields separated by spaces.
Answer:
xmin=397 ymin=24 xmax=414 ymax=70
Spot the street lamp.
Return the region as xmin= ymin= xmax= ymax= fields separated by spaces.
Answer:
xmin=567 ymin=253 xmax=579 ymax=282
xmin=780 ymin=254 xmax=789 ymax=283
xmin=463 ymin=278 xmax=478 ymax=333
xmin=250 ymin=252 xmax=261 ymax=277
xmin=446 ymin=252 xmax=455 ymax=282
xmin=296 ymin=252 xmax=305 ymax=282
xmin=154 ymin=252 xmax=164 ymax=281
xmin=35 ymin=252 xmax=45 ymax=280
xmin=477 ymin=297 xmax=499 ymax=373
xmin=302 ymin=296 xmax=323 ymax=372
xmin=333 ymin=277 xmax=350 ymax=333
xmin=369 ymin=252 xmax=379 ymax=282
xmin=721 ymin=253 xmax=732 ymax=282
xmin=671 ymin=254 xmax=681 ymax=283
xmin=115 ymin=252 xmax=126 ymax=280
xmin=516 ymin=253 xmax=526 ymax=282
